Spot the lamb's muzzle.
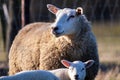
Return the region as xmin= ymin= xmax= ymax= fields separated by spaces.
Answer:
xmin=74 ymin=75 xmax=79 ymax=80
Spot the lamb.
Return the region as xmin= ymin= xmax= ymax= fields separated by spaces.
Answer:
xmin=0 ymin=70 xmax=59 ymax=80
xmin=0 ymin=59 xmax=94 ymax=80
xmin=9 ymin=4 xmax=99 ymax=80
xmin=51 ymin=59 xmax=95 ymax=80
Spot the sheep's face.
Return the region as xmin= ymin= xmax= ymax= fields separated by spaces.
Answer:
xmin=61 ymin=60 xmax=94 ymax=80
xmin=47 ymin=4 xmax=84 ymax=37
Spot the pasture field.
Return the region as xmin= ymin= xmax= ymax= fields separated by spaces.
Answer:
xmin=0 ymin=22 xmax=120 ymax=79
xmin=93 ymin=23 xmax=120 ymax=80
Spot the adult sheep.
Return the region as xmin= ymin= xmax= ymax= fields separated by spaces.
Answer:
xmin=9 ymin=4 xmax=99 ymax=80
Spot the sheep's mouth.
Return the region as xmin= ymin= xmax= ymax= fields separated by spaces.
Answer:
xmin=52 ymin=31 xmax=64 ymax=37
xmin=75 ymin=78 xmax=80 ymax=80
xmin=75 ymin=77 xmax=80 ymax=80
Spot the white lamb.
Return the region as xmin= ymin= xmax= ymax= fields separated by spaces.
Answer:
xmin=0 ymin=59 xmax=94 ymax=80
xmin=0 ymin=70 xmax=59 ymax=80
xmin=51 ymin=59 xmax=95 ymax=80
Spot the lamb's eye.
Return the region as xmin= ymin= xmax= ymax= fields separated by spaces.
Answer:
xmin=67 ymin=15 xmax=75 ymax=21
xmin=69 ymin=67 xmax=74 ymax=71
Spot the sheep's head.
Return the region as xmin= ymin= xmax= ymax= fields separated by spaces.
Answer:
xmin=47 ymin=4 xmax=87 ymax=37
xmin=61 ymin=59 xmax=94 ymax=80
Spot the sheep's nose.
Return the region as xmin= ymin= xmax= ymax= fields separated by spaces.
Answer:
xmin=75 ymin=75 xmax=79 ymax=79
xmin=52 ymin=27 xmax=59 ymax=31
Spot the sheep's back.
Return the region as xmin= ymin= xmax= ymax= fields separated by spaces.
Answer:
xmin=9 ymin=22 xmax=99 ymax=80
xmin=9 ymin=22 xmax=51 ymax=75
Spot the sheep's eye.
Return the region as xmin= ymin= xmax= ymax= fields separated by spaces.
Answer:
xmin=81 ymin=68 xmax=85 ymax=71
xmin=67 ymin=15 xmax=75 ymax=21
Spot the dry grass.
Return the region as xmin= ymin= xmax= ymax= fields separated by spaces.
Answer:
xmin=93 ymin=22 xmax=120 ymax=80
xmin=0 ymin=23 xmax=7 ymax=62
xmin=96 ymin=67 xmax=120 ymax=80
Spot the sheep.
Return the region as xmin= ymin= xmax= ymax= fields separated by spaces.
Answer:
xmin=0 ymin=59 xmax=94 ymax=80
xmin=9 ymin=4 xmax=99 ymax=80
xmin=0 ymin=70 xmax=59 ymax=80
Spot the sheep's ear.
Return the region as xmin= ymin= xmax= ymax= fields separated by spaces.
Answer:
xmin=76 ymin=7 xmax=83 ymax=15
xmin=84 ymin=60 xmax=94 ymax=68
xmin=61 ymin=60 xmax=71 ymax=68
xmin=47 ymin=4 xmax=60 ymax=14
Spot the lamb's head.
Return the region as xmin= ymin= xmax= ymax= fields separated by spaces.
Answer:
xmin=61 ymin=59 xmax=94 ymax=80
xmin=47 ymin=4 xmax=88 ymax=37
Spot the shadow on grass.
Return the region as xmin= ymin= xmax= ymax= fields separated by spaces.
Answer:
xmin=0 ymin=61 xmax=8 ymax=76
xmin=100 ymin=62 xmax=120 ymax=72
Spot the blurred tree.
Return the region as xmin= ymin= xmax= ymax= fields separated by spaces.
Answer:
xmin=6 ymin=0 xmax=21 ymax=54
xmin=0 ymin=0 xmax=7 ymax=51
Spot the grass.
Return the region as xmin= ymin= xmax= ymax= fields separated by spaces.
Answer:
xmin=93 ymin=23 xmax=120 ymax=65
xmin=92 ymin=22 xmax=120 ymax=37
xmin=96 ymin=67 xmax=120 ymax=80
xmin=93 ymin=22 xmax=120 ymax=80
xmin=0 ymin=22 xmax=120 ymax=79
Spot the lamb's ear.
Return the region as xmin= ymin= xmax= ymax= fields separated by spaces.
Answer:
xmin=76 ymin=7 xmax=83 ymax=15
xmin=84 ymin=60 xmax=94 ymax=68
xmin=47 ymin=4 xmax=60 ymax=14
xmin=61 ymin=60 xmax=71 ymax=68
